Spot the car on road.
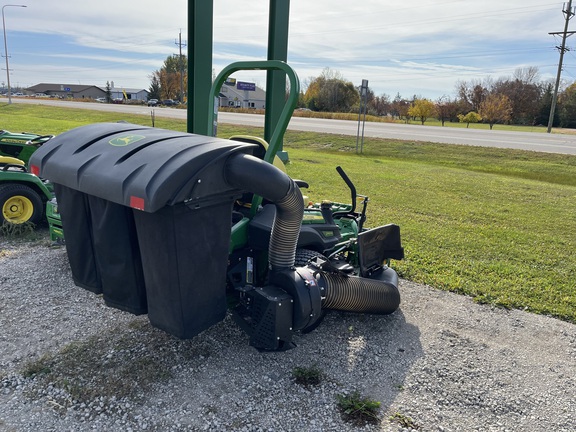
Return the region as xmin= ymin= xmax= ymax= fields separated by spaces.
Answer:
xmin=147 ymin=98 xmax=158 ymax=107
xmin=161 ymin=99 xmax=177 ymax=106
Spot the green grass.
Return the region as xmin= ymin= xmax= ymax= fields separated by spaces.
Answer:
xmin=285 ymin=150 xmax=576 ymax=321
xmin=336 ymin=390 xmax=381 ymax=425
xmin=389 ymin=412 xmax=419 ymax=429
xmin=0 ymin=103 xmax=187 ymax=134
xmin=292 ymin=364 xmax=324 ymax=386
xmin=4 ymin=103 xmax=576 ymax=322
xmin=401 ymin=118 xmax=551 ymax=132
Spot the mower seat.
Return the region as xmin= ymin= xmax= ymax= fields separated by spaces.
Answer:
xmin=0 ymin=156 xmax=27 ymax=172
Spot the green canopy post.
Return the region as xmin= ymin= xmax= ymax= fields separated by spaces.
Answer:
xmin=187 ymin=0 xmax=213 ymax=136
xmin=265 ymin=0 xmax=291 ymax=161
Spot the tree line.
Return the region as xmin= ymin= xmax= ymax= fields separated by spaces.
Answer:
xmin=149 ymin=57 xmax=576 ymax=129
xmin=300 ymin=66 xmax=576 ymax=129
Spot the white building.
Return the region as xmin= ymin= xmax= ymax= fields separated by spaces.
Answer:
xmin=218 ymin=81 xmax=266 ymax=109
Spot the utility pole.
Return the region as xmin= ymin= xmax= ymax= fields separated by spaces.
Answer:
xmin=2 ymin=4 xmax=27 ymax=105
xmin=547 ymin=0 xmax=576 ymax=133
xmin=175 ymin=30 xmax=187 ymax=103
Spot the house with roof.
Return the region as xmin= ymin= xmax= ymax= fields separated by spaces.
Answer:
xmin=24 ymin=83 xmax=149 ymax=102
xmin=218 ymin=80 xmax=266 ymax=109
xmin=25 ymin=83 xmax=106 ymax=99
xmin=109 ymin=87 xmax=149 ymax=102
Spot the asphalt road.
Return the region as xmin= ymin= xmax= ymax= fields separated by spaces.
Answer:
xmin=6 ymin=97 xmax=576 ymax=155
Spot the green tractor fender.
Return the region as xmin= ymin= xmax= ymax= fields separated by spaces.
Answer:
xmin=0 ymin=157 xmax=53 ymax=225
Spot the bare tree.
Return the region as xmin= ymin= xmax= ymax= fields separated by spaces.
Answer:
xmin=456 ymin=79 xmax=490 ymax=112
xmin=369 ymin=93 xmax=390 ymax=116
xmin=513 ymin=66 xmax=540 ymax=85
xmin=435 ymin=95 xmax=454 ymax=126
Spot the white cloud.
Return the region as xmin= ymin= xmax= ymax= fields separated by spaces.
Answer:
xmin=2 ymin=0 xmax=567 ymax=97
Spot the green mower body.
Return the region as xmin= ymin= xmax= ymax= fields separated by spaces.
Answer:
xmin=28 ymin=61 xmax=404 ymax=351
xmin=0 ymin=130 xmax=54 ymax=165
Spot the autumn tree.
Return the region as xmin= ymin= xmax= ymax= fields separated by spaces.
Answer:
xmin=150 ymin=54 xmax=188 ymax=101
xmin=390 ymin=93 xmax=410 ymax=122
xmin=435 ymin=95 xmax=462 ymax=126
xmin=491 ymin=67 xmax=542 ymax=125
xmin=304 ymin=68 xmax=360 ymax=112
xmin=558 ymin=83 xmax=576 ymax=128
xmin=479 ymin=94 xmax=512 ymax=129
xmin=457 ymin=112 xmax=482 ymax=128
xmin=456 ymin=79 xmax=490 ymax=112
xmin=408 ymin=98 xmax=436 ymax=125
xmin=368 ymin=93 xmax=391 ymax=116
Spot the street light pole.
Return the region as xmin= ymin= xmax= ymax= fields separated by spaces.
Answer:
xmin=2 ymin=4 xmax=26 ymax=105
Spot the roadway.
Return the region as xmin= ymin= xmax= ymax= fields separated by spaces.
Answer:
xmin=6 ymin=97 xmax=576 ymax=155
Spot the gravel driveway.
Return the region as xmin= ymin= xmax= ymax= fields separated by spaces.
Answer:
xmin=1 ymin=237 xmax=575 ymax=431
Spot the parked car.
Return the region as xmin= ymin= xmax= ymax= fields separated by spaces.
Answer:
xmin=95 ymin=97 xmax=107 ymax=103
xmin=147 ymin=98 xmax=158 ymax=107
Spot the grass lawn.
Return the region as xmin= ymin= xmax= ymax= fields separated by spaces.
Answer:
xmin=3 ymin=103 xmax=576 ymax=322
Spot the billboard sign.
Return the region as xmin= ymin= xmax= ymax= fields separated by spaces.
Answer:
xmin=237 ymin=81 xmax=256 ymax=91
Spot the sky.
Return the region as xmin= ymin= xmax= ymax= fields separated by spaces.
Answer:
xmin=0 ymin=0 xmax=572 ymax=99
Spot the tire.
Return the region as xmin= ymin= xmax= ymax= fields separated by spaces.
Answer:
xmin=294 ymin=248 xmax=327 ymax=267
xmin=0 ymin=184 xmax=44 ymax=225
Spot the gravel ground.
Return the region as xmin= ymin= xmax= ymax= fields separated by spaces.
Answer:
xmin=1 ymin=236 xmax=575 ymax=432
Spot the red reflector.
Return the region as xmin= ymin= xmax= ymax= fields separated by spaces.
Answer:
xmin=130 ymin=196 xmax=145 ymax=210
xmin=31 ymin=165 xmax=40 ymax=176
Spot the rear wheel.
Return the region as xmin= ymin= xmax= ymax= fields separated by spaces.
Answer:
xmin=0 ymin=184 xmax=44 ymax=225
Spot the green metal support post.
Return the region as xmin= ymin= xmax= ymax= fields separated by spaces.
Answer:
xmin=265 ymin=0 xmax=290 ymax=161
xmin=187 ymin=0 xmax=214 ymax=135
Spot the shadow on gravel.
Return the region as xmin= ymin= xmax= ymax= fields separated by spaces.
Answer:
xmin=295 ymin=308 xmax=424 ymax=409
xmin=13 ymin=302 xmax=423 ymax=429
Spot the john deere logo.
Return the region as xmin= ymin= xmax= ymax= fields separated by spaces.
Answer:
xmin=109 ymin=135 xmax=145 ymax=146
